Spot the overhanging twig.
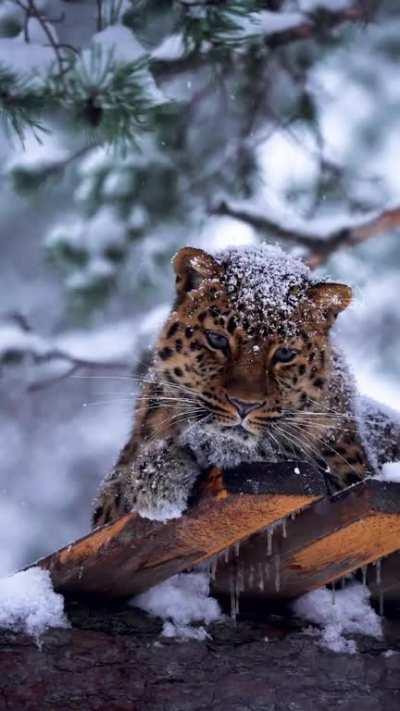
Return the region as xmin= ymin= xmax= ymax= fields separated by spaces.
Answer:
xmin=212 ymin=200 xmax=400 ymax=268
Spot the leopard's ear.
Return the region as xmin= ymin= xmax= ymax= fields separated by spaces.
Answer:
xmin=172 ymin=247 xmax=220 ymax=297
xmin=307 ymin=282 xmax=352 ymax=320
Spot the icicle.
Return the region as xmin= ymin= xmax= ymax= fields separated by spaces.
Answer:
xmin=274 ymin=554 xmax=281 ymax=593
xmin=229 ymin=571 xmax=237 ymax=624
xmin=248 ymin=564 xmax=255 ymax=589
xmin=235 ymin=566 xmax=241 ymax=617
xmin=237 ymin=564 xmax=245 ymax=593
xmin=281 ymin=518 xmax=287 ymax=539
xmin=267 ymin=528 xmax=274 ymax=556
xmin=331 ymin=581 xmax=336 ymax=606
xmin=379 ymin=589 xmax=384 ymax=617
xmin=224 ymin=548 xmax=230 ymax=564
xmin=264 ymin=561 xmax=270 ymax=580
xmin=258 ymin=562 xmax=264 ymax=592
xmin=361 ymin=564 xmax=368 ymax=587
xmin=290 ymin=511 xmax=297 ymax=521
xmin=234 ymin=541 xmax=240 ymax=559
xmin=375 ymin=559 xmax=381 ymax=586
xmin=210 ymin=557 xmax=218 ymax=581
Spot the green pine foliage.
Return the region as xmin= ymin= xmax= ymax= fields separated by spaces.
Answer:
xmin=2 ymin=0 xmax=398 ymax=314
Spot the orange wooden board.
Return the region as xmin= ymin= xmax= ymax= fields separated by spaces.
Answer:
xmin=211 ymin=479 xmax=400 ymax=602
xmin=33 ymin=462 xmax=325 ymax=599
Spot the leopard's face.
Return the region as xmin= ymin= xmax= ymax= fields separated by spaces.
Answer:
xmin=154 ymin=246 xmax=351 ymax=446
xmin=156 ymin=293 xmax=331 ymax=438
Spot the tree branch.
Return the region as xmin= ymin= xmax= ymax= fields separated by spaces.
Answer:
xmin=152 ymin=3 xmax=373 ymax=82
xmin=212 ymin=200 xmax=400 ymax=268
xmin=15 ymin=0 xmax=66 ymax=76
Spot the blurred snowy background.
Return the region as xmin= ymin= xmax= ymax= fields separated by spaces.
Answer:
xmin=1 ymin=0 xmax=400 ymax=574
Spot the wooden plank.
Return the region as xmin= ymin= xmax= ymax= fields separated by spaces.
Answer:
xmin=211 ymin=478 xmax=400 ymax=603
xmin=34 ymin=462 xmax=325 ymax=599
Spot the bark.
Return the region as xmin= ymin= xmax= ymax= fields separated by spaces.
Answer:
xmin=1 ymin=598 xmax=400 ymax=711
xmin=212 ymin=200 xmax=400 ymax=268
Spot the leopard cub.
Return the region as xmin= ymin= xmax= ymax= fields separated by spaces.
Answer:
xmin=92 ymin=245 xmax=400 ymax=527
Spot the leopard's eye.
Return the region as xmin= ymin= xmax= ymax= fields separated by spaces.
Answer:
xmin=205 ymin=331 xmax=229 ymax=351
xmin=273 ymin=347 xmax=298 ymax=364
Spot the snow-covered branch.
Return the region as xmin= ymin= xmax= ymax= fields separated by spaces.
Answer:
xmin=152 ymin=2 xmax=372 ymax=81
xmin=0 ymin=313 xmax=132 ymax=390
xmin=212 ymin=200 xmax=400 ymax=268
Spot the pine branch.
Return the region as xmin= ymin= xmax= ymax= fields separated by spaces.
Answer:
xmin=14 ymin=0 xmax=67 ymax=77
xmin=152 ymin=2 xmax=374 ymax=82
xmin=212 ymin=200 xmax=400 ymax=268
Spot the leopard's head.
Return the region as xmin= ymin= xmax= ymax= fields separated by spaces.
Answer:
xmin=155 ymin=245 xmax=351 ymax=443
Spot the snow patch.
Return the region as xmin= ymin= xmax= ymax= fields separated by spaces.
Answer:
xmin=152 ymin=33 xmax=186 ymax=62
xmin=376 ymin=461 xmax=400 ymax=484
xmin=293 ymin=583 xmax=382 ymax=654
xmin=0 ymin=568 xmax=69 ymax=640
xmin=0 ymin=323 xmax=50 ymax=360
xmin=214 ymin=244 xmax=313 ymax=336
xmin=258 ymin=11 xmax=306 ymax=35
xmin=92 ymin=25 xmax=146 ymax=63
xmin=136 ymin=501 xmax=184 ymax=522
xmin=131 ymin=572 xmax=222 ymax=640
xmin=299 ymin=0 xmax=351 ymax=11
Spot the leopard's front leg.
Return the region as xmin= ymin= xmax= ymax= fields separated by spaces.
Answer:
xmin=92 ymin=437 xmax=200 ymax=527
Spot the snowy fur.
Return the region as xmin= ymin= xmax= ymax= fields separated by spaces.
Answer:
xmin=93 ymin=244 xmax=400 ymax=527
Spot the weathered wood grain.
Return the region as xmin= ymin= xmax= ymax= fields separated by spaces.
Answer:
xmin=211 ymin=478 xmax=400 ymax=602
xmin=33 ymin=462 xmax=325 ymax=599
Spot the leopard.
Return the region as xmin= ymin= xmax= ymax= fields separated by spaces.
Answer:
xmin=92 ymin=244 xmax=400 ymax=528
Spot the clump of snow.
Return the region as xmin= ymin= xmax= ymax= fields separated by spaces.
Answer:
xmin=258 ymin=11 xmax=306 ymax=35
xmin=299 ymin=0 xmax=351 ymax=11
xmin=0 ymin=322 xmax=50 ymax=361
xmin=214 ymin=244 xmax=313 ymax=336
xmin=292 ymin=583 xmax=382 ymax=654
xmin=137 ymin=501 xmax=184 ymax=522
xmin=132 ymin=572 xmax=222 ymax=640
xmin=218 ymin=10 xmax=305 ymax=42
xmin=375 ymin=461 xmax=400 ymax=484
xmin=92 ymin=25 xmax=146 ymax=63
xmin=0 ymin=568 xmax=69 ymax=641
xmin=152 ymin=33 xmax=186 ymax=62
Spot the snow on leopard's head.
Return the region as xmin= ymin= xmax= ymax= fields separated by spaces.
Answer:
xmin=156 ymin=245 xmax=351 ymax=456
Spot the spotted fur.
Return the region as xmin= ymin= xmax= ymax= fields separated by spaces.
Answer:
xmin=92 ymin=246 xmax=400 ymax=527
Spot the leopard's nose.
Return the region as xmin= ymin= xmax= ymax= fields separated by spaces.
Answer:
xmin=227 ymin=397 xmax=263 ymax=418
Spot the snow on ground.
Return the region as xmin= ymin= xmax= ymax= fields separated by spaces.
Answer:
xmin=292 ymin=582 xmax=382 ymax=654
xmin=375 ymin=462 xmax=400 ymax=484
xmin=132 ymin=572 xmax=222 ymax=640
xmin=0 ymin=568 xmax=69 ymax=641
